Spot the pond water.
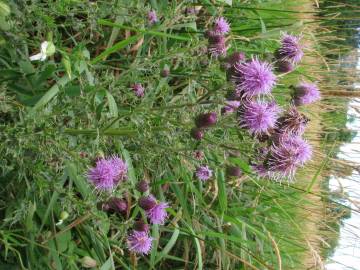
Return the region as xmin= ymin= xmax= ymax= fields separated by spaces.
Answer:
xmin=326 ymin=48 xmax=360 ymax=269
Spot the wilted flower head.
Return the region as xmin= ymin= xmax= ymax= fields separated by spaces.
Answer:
xmin=233 ymin=58 xmax=277 ymax=97
xmin=148 ymin=10 xmax=158 ymax=25
xmin=132 ymin=83 xmax=145 ymax=98
xmin=293 ymin=82 xmax=321 ymax=106
xmin=276 ymin=34 xmax=303 ymax=64
xmin=193 ymin=150 xmax=204 ymax=160
xmin=139 ymin=195 xmax=168 ymax=224
xmin=207 ymin=32 xmax=227 ymax=57
xmin=87 ymin=156 xmax=127 ymax=190
xmin=196 ymin=165 xmax=213 ymax=181
xmin=214 ymin=17 xmax=230 ymax=34
xmin=276 ymin=106 xmax=309 ymax=136
xmin=221 ymin=100 xmax=241 ymax=115
xmin=240 ymin=101 xmax=280 ymax=135
xmin=268 ymin=135 xmax=312 ymax=179
xmin=127 ymin=230 xmax=153 ymax=255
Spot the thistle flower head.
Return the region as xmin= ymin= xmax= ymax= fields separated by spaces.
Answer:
xmin=207 ymin=32 xmax=227 ymax=57
xmin=233 ymin=58 xmax=277 ymax=97
xmin=277 ymin=33 xmax=303 ymax=64
xmin=276 ymin=61 xmax=294 ymax=73
xmin=137 ymin=180 xmax=149 ymax=193
xmin=268 ymin=135 xmax=312 ymax=179
xmin=240 ymin=100 xmax=280 ymax=135
xmin=196 ymin=165 xmax=213 ymax=181
xmin=276 ymin=106 xmax=309 ymax=136
xmin=214 ymin=17 xmax=230 ymax=34
xmin=127 ymin=230 xmax=153 ymax=255
xmin=134 ymin=220 xmax=150 ymax=232
xmin=148 ymin=10 xmax=158 ymax=25
xmin=293 ymin=82 xmax=321 ymax=106
xmin=195 ymin=112 xmax=217 ymax=128
xmin=87 ymin=156 xmax=127 ymax=190
xmin=132 ymin=83 xmax=145 ymax=98
xmin=221 ymin=100 xmax=241 ymax=115
xmin=106 ymin=198 xmax=128 ymax=215
xmin=139 ymin=195 xmax=168 ymax=224
xmin=146 ymin=201 xmax=168 ymax=224
xmin=191 ymin=128 xmax=205 ymax=140
xmin=193 ymin=150 xmax=204 ymax=160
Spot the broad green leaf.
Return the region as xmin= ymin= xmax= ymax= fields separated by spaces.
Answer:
xmin=106 ymin=91 xmax=118 ymax=118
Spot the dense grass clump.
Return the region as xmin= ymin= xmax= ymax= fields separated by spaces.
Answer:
xmin=0 ymin=0 xmax=356 ymax=269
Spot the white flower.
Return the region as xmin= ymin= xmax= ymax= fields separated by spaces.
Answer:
xmin=29 ymin=41 xmax=55 ymax=61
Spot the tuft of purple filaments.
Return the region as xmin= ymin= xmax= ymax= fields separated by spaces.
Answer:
xmin=268 ymin=135 xmax=312 ymax=179
xmin=240 ymin=101 xmax=280 ymax=135
xmin=214 ymin=17 xmax=230 ymax=34
xmin=293 ymin=82 xmax=321 ymax=106
xmin=132 ymin=83 xmax=145 ymax=98
xmin=141 ymin=195 xmax=168 ymax=225
xmin=196 ymin=165 xmax=213 ymax=181
xmin=127 ymin=230 xmax=153 ymax=255
xmin=233 ymin=58 xmax=277 ymax=97
xmin=276 ymin=106 xmax=308 ymax=136
xmin=148 ymin=10 xmax=158 ymax=25
xmin=87 ymin=156 xmax=127 ymax=191
xmin=277 ymin=34 xmax=303 ymax=64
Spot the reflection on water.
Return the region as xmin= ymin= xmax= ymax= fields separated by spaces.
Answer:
xmin=326 ymin=47 xmax=360 ymax=269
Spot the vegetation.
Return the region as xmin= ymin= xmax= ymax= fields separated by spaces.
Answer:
xmin=0 ymin=0 xmax=358 ymax=269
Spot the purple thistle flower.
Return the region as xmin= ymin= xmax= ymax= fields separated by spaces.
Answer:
xmin=221 ymin=100 xmax=241 ymax=115
xmin=239 ymin=100 xmax=280 ymax=135
xmin=106 ymin=198 xmax=128 ymax=215
xmin=137 ymin=180 xmax=149 ymax=193
xmin=196 ymin=165 xmax=213 ymax=181
xmin=132 ymin=83 xmax=145 ymax=98
xmin=127 ymin=230 xmax=153 ymax=255
xmin=139 ymin=195 xmax=168 ymax=224
xmin=147 ymin=201 xmax=168 ymax=224
xmin=87 ymin=156 xmax=127 ymax=190
xmin=214 ymin=17 xmax=230 ymax=34
xmin=293 ymin=82 xmax=321 ymax=106
xmin=233 ymin=58 xmax=277 ymax=97
xmin=207 ymin=32 xmax=227 ymax=58
xmin=148 ymin=10 xmax=158 ymax=25
xmin=276 ymin=61 xmax=294 ymax=73
xmin=276 ymin=33 xmax=303 ymax=64
xmin=268 ymin=135 xmax=312 ymax=179
xmin=139 ymin=196 xmax=157 ymax=211
xmin=195 ymin=112 xmax=217 ymax=128
xmin=252 ymin=164 xmax=270 ymax=178
xmin=134 ymin=220 xmax=150 ymax=232
xmin=224 ymin=52 xmax=246 ymax=73
xmin=191 ymin=128 xmax=205 ymax=140
xmin=276 ymin=106 xmax=309 ymax=136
